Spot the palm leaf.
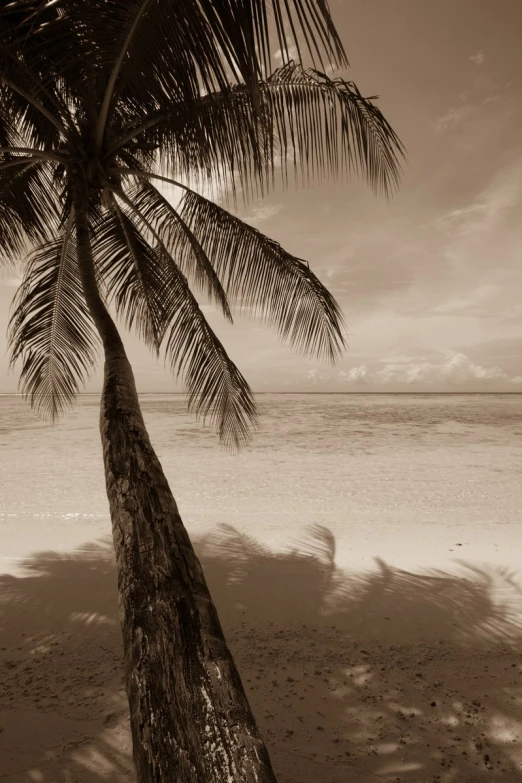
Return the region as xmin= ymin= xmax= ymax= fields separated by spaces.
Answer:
xmin=262 ymin=63 xmax=405 ymax=194
xmin=0 ymin=12 xmax=70 ymax=149
xmin=110 ymin=188 xmax=257 ymax=449
xmin=111 ymin=63 xmax=404 ymax=198
xmin=178 ymin=186 xmax=346 ymax=363
xmin=78 ymin=0 xmax=346 ymax=131
xmin=92 ymin=200 xmax=169 ymax=352
xmin=159 ymin=244 xmax=257 ymax=450
xmin=8 ymin=214 xmax=100 ymax=419
xmin=0 ymin=159 xmax=60 ymax=266
xmin=0 ymin=0 xmax=96 ymax=119
xmin=119 ymin=89 xmax=271 ymax=200
xmin=130 ymin=181 xmax=232 ymax=321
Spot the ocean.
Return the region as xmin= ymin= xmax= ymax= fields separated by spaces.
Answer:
xmin=1 ymin=393 xmax=521 ymax=574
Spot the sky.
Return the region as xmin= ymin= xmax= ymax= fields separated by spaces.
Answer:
xmin=1 ymin=0 xmax=522 ymax=393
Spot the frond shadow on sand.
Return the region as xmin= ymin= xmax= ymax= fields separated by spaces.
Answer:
xmin=1 ymin=524 xmax=521 ymax=782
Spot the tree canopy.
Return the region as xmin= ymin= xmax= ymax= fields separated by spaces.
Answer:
xmin=1 ymin=0 xmax=405 ymax=447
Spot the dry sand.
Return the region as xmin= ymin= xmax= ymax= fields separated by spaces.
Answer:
xmin=1 ymin=525 xmax=522 ymax=782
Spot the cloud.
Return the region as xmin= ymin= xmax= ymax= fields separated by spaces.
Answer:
xmin=303 ymin=352 xmax=519 ymax=389
xmin=307 ymin=368 xmax=321 ymax=384
xmin=430 ymin=285 xmax=499 ymax=317
xmin=338 ymin=365 xmax=369 ymax=383
xmin=435 ymin=202 xmax=487 ymax=233
xmin=437 ymin=163 xmax=522 ymax=237
xmin=433 ymin=52 xmax=512 ymax=140
xmin=469 ymin=51 xmax=485 ymax=66
xmin=396 ymin=159 xmax=522 ymax=322
xmin=439 ymin=352 xmax=506 ymax=380
xmin=374 ymin=352 xmax=509 ymax=385
xmin=434 ymin=104 xmax=474 ymax=133
xmin=375 ymin=361 xmax=434 ymax=384
xmin=274 ymin=38 xmax=299 ymax=65
xmin=242 ymin=203 xmax=282 ymax=224
xmin=308 ymin=163 xmax=521 ymax=329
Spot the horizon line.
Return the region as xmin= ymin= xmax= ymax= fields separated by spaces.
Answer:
xmin=1 ymin=392 xmax=522 ymax=397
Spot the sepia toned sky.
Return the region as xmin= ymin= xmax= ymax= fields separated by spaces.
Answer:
xmin=1 ymin=0 xmax=522 ymax=393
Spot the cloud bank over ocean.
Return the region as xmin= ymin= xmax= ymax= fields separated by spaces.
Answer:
xmin=306 ymin=352 xmax=522 ymax=391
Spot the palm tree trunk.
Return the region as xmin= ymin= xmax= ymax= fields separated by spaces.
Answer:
xmin=73 ymin=188 xmax=278 ymax=783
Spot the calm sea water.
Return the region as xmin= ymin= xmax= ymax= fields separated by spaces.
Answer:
xmin=1 ymin=394 xmax=521 ymax=570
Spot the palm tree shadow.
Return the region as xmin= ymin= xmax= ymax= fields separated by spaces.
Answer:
xmin=201 ymin=524 xmax=522 ymax=782
xmin=0 ymin=540 xmax=132 ymax=782
xmin=1 ymin=527 xmax=522 ymax=782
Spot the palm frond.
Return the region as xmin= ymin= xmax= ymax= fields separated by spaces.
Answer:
xmin=0 ymin=13 xmax=71 ymax=148
xmin=0 ymin=0 xmax=90 ymax=126
xmin=110 ymin=187 xmax=257 ymax=449
xmin=130 ymin=182 xmax=232 ymax=321
xmin=81 ymin=0 xmax=234 ymax=135
xmin=178 ymin=186 xmax=346 ymax=363
xmin=92 ymin=200 xmax=169 ymax=352
xmin=0 ymin=159 xmax=61 ymax=266
xmin=8 ymin=214 xmax=99 ymax=419
xmin=77 ymin=0 xmax=346 ymax=127
xmin=112 ymin=63 xmax=404 ymax=198
xmin=192 ymin=0 xmax=347 ymax=78
xmin=0 ymin=160 xmax=35 ymax=266
xmin=0 ymin=83 xmax=61 ymax=153
xmin=112 ymin=168 xmax=346 ymax=362
xmin=94 ymin=0 xmax=155 ymax=150
xmin=159 ymin=244 xmax=257 ymax=450
xmin=116 ymin=88 xmax=271 ymax=200
xmin=262 ymin=63 xmax=405 ymax=194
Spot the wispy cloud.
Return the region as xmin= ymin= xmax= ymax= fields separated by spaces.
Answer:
xmin=242 ymin=203 xmax=282 ymax=225
xmin=469 ymin=51 xmax=485 ymax=66
xmin=437 ymin=162 xmax=522 ymax=236
xmin=433 ymin=51 xmax=513 ymax=138
xmin=396 ymin=159 xmax=522 ymax=323
xmin=274 ymin=37 xmax=299 ymax=65
xmin=434 ymin=104 xmax=474 ymax=133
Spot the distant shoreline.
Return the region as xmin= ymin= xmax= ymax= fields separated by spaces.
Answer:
xmin=1 ymin=392 xmax=522 ymax=397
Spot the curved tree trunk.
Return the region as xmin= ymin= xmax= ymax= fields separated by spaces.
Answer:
xmin=74 ymin=189 xmax=278 ymax=782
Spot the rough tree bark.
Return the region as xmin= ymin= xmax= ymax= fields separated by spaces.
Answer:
xmin=74 ymin=187 xmax=278 ymax=782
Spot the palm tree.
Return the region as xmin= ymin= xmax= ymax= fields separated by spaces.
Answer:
xmin=1 ymin=2 xmax=404 ymax=780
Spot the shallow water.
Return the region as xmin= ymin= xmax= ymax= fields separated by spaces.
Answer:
xmin=1 ymin=394 xmax=521 ymax=570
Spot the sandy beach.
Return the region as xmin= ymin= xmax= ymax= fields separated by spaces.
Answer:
xmin=1 ymin=523 xmax=521 ymax=783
